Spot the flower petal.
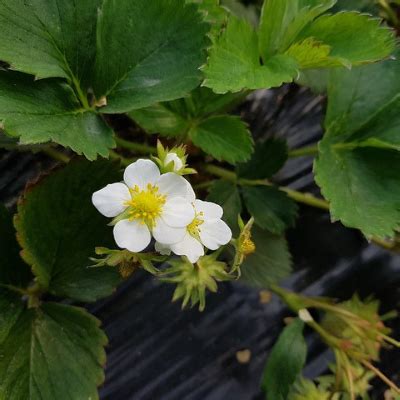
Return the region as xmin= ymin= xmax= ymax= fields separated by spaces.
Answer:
xmin=170 ymin=234 xmax=204 ymax=263
xmin=92 ymin=183 xmax=130 ymax=218
xmin=194 ymin=199 xmax=223 ymax=220
xmin=199 ymin=219 xmax=232 ymax=250
xmin=157 ymin=173 xmax=193 ymax=200
xmin=155 ymin=241 xmax=171 ymax=256
xmin=162 ymin=197 xmax=195 ymax=228
xmin=185 ymin=178 xmax=196 ymax=203
xmin=113 ymin=219 xmax=151 ymax=252
xmin=124 ymin=159 xmax=160 ymax=189
xmin=153 ymin=218 xmax=186 ymax=245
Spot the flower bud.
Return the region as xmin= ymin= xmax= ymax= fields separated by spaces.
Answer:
xmin=153 ymin=140 xmax=197 ymax=175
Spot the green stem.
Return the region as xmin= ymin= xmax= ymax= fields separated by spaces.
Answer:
xmin=288 ymin=144 xmax=319 ymax=158
xmin=115 ymin=137 xmax=157 ymax=154
xmin=71 ymin=76 xmax=91 ymax=110
xmin=109 ymin=150 xmax=135 ymax=166
xmin=204 ymin=164 xmax=330 ymax=211
xmin=42 ymin=147 xmax=70 ymax=164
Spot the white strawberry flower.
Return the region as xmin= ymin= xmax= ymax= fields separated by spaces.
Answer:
xmin=92 ymin=159 xmax=195 ymax=253
xmin=155 ymin=199 xmax=232 ymax=263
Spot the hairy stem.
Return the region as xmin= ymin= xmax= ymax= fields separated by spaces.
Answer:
xmin=42 ymin=147 xmax=71 ymax=164
xmin=288 ymin=144 xmax=319 ymax=158
xmin=115 ymin=137 xmax=157 ymax=154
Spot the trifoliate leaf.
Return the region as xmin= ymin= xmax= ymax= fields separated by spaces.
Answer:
xmin=203 ymin=15 xmax=299 ymax=93
xmin=207 ymin=180 xmax=242 ymax=235
xmin=15 ymin=160 xmax=122 ymax=302
xmin=296 ymin=12 xmax=396 ymax=67
xmin=243 ymin=186 xmax=298 ymax=235
xmin=262 ymin=319 xmax=307 ymax=400
xmin=0 ymin=71 xmax=115 ymax=160
xmin=239 ymin=227 xmax=292 ymax=288
xmin=0 ymin=205 xmax=32 ymax=287
xmin=258 ymin=0 xmax=336 ymax=61
xmin=190 ymin=115 xmax=253 ymax=164
xmin=95 ymin=0 xmax=209 ymax=113
xmin=237 ymin=138 xmax=288 ymax=180
xmin=315 ymin=55 xmax=400 ymax=238
xmin=0 ymin=0 xmax=100 ymax=83
xmin=0 ymin=291 xmax=107 ymax=400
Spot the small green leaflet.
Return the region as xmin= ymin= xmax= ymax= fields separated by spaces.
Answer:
xmin=237 ymin=138 xmax=288 ymax=180
xmin=238 ymin=227 xmax=292 ymax=288
xmin=203 ymin=0 xmax=396 ymax=93
xmin=242 ymin=186 xmax=298 ymax=235
xmin=0 ymin=72 xmax=114 ymax=160
xmin=0 ymin=289 xmax=107 ymax=400
xmin=95 ymin=0 xmax=209 ymax=113
xmin=15 ymin=160 xmax=122 ymax=302
xmin=190 ymin=115 xmax=253 ymax=164
xmin=0 ymin=205 xmax=32 ymax=287
xmin=203 ymin=15 xmax=298 ymax=93
xmin=130 ymin=88 xmax=252 ymax=164
xmin=207 ymin=180 xmax=242 ymax=235
xmin=262 ymin=319 xmax=307 ymax=400
xmin=129 ymin=87 xmax=246 ymax=137
xmin=315 ymin=53 xmax=400 ymax=239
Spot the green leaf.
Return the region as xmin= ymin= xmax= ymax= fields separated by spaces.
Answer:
xmin=203 ymin=15 xmax=299 ymax=93
xmin=243 ymin=186 xmax=298 ymax=235
xmin=0 ymin=291 xmax=107 ymax=400
xmin=207 ymin=180 xmax=242 ymax=235
xmin=258 ymin=0 xmax=336 ymax=61
xmin=190 ymin=115 xmax=253 ymax=164
xmin=262 ymin=319 xmax=307 ymax=400
xmin=129 ymin=87 xmax=246 ymax=138
xmin=332 ymin=0 xmax=379 ymax=13
xmin=296 ymin=12 xmax=396 ymax=67
xmin=15 ymin=160 xmax=122 ymax=302
xmin=239 ymin=227 xmax=292 ymax=288
xmin=0 ymin=206 xmax=32 ymax=287
xmin=0 ymin=0 xmax=100 ymax=83
xmin=315 ymin=55 xmax=400 ymax=238
xmin=238 ymin=138 xmax=288 ymax=180
xmin=95 ymin=0 xmax=209 ymax=113
xmin=129 ymin=103 xmax=192 ymax=138
xmin=0 ymin=71 xmax=115 ymax=160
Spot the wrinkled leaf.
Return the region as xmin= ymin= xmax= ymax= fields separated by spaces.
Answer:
xmin=95 ymin=0 xmax=209 ymax=113
xmin=15 ymin=160 xmax=122 ymax=302
xmin=315 ymin=54 xmax=400 ymax=238
xmin=0 ymin=0 xmax=100 ymax=83
xmin=203 ymin=16 xmax=298 ymax=93
xmin=0 ymin=71 xmax=114 ymax=160
xmin=0 ymin=291 xmax=107 ymax=400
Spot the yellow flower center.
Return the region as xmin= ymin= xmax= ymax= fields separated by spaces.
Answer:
xmin=126 ymin=184 xmax=166 ymax=228
xmin=241 ymin=237 xmax=256 ymax=256
xmin=187 ymin=212 xmax=204 ymax=239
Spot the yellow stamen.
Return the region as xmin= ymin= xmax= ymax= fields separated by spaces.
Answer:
xmin=187 ymin=214 xmax=204 ymax=239
xmin=125 ymin=184 xmax=166 ymax=228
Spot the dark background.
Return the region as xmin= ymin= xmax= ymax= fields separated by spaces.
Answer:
xmin=1 ymin=85 xmax=399 ymax=399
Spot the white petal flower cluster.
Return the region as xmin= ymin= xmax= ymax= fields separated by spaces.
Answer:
xmin=92 ymin=159 xmax=232 ymax=263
